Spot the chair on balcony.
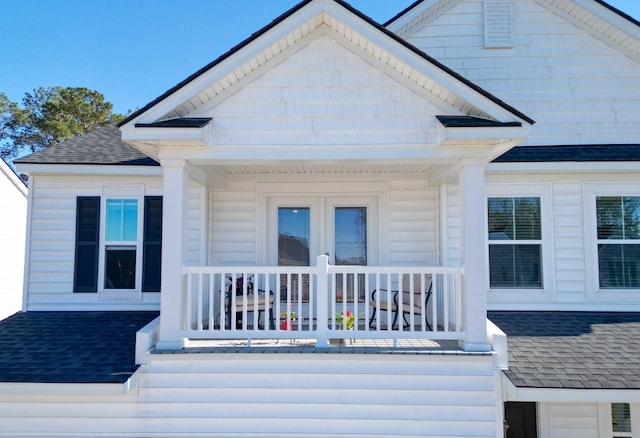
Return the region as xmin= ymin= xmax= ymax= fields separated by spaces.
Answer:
xmin=368 ymin=274 xmax=432 ymax=330
xmin=224 ymin=276 xmax=275 ymax=330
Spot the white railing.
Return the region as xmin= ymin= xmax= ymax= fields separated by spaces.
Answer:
xmin=182 ymin=256 xmax=464 ymax=345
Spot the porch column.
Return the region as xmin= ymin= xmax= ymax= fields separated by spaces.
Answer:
xmin=458 ymin=159 xmax=491 ymax=352
xmin=156 ymin=159 xmax=190 ymax=350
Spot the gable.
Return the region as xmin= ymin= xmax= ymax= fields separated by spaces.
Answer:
xmin=391 ymin=0 xmax=640 ymax=146
xmin=199 ymin=34 xmax=454 ymax=148
xmin=120 ymin=0 xmax=531 ymax=160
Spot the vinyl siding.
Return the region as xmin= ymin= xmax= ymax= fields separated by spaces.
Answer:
xmin=401 ymin=0 xmax=640 ymax=146
xmin=542 ymin=402 xmax=600 ymax=438
xmin=205 ymin=34 xmax=448 ymax=148
xmin=0 ymin=354 xmax=500 ymax=437
xmin=483 ymin=172 xmax=640 ymax=310
xmin=24 ymin=175 xmax=205 ymax=311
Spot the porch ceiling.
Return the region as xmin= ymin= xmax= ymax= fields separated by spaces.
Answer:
xmin=217 ymin=160 xmax=441 ymax=175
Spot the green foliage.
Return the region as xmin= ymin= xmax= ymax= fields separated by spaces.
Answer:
xmin=0 ymin=87 xmax=124 ymax=160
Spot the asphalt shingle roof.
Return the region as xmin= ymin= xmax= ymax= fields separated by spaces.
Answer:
xmin=0 ymin=311 xmax=158 ymax=384
xmin=14 ymin=125 xmax=159 ymax=166
xmin=489 ymin=311 xmax=640 ymax=390
xmin=494 ymin=144 xmax=640 ymax=162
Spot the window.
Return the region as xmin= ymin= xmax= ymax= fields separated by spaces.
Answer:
xmin=278 ymin=207 xmax=310 ymax=267
xmin=612 ymin=403 xmax=632 ymax=437
xmin=596 ymin=197 xmax=640 ymax=289
xmin=73 ymin=195 xmax=162 ymax=294
xmin=104 ymin=199 xmax=138 ymax=290
xmin=488 ymin=197 xmax=542 ymax=288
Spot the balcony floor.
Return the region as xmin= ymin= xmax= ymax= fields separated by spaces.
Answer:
xmin=157 ymin=338 xmax=488 ymax=356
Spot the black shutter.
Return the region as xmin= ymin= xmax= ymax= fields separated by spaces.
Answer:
xmin=142 ymin=196 xmax=163 ymax=292
xmin=74 ymin=197 xmax=100 ymax=292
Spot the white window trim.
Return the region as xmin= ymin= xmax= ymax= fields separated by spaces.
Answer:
xmin=584 ymin=182 xmax=640 ymax=302
xmin=485 ymin=183 xmax=555 ymax=303
xmin=598 ymin=402 xmax=640 ymax=438
xmin=98 ymin=185 xmax=145 ymax=302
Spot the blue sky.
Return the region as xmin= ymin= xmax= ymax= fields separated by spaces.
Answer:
xmin=2 ymin=0 xmax=639 ymax=116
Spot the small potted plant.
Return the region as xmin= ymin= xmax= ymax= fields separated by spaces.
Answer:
xmin=280 ymin=310 xmax=298 ymax=330
xmin=336 ymin=310 xmax=359 ymax=330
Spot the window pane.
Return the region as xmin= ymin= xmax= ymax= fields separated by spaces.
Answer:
xmin=335 ymin=207 xmax=367 ymax=266
xmin=597 ymin=196 xmax=640 ymax=240
xmin=489 ymin=244 xmax=542 ymax=288
xmin=488 ymin=197 xmax=540 ymax=240
xmin=106 ymin=199 xmax=138 ymax=241
xmin=278 ymin=208 xmax=310 ymax=266
xmin=612 ymin=403 xmax=631 ymax=433
xmin=598 ymin=244 xmax=640 ymax=288
xmin=105 ymin=246 xmax=136 ymax=289
xmin=488 ymin=198 xmax=514 ymax=240
xmin=514 ymin=198 xmax=541 ymax=240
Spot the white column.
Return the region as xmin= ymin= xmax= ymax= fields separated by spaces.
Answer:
xmin=315 ymin=254 xmax=330 ymax=349
xmin=156 ymin=159 xmax=190 ymax=350
xmin=458 ymin=159 xmax=491 ymax=352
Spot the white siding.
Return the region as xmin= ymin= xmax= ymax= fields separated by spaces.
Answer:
xmin=26 ymin=175 xmax=163 ymax=310
xmin=0 ymin=162 xmax=27 ymax=320
xmin=402 ymin=0 xmax=640 ymax=146
xmin=481 ymin=172 xmax=640 ymax=310
xmin=541 ymin=402 xmax=601 ymax=438
xmin=209 ymin=178 xmax=438 ymax=268
xmin=205 ymin=34 xmax=447 ymax=148
xmin=0 ymin=354 xmax=500 ymax=437
xmin=389 ymin=180 xmax=438 ymax=266
xmin=209 ymin=182 xmax=258 ymax=266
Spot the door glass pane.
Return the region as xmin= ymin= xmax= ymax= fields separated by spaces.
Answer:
xmin=278 ymin=208 xmax=310 ymax=266
xmin=335 ymin=207 xmax=367 ymax=266
xmin=106 ymin=199 xmax=138 ymax=241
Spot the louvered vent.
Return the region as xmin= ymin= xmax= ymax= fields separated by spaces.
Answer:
xmin=484 ymin=0 xmax=514 ymax=48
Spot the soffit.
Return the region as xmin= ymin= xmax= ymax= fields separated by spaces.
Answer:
xmin=536 ymin=0 xmax=640 ymax=61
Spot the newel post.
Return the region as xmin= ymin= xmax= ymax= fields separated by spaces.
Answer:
xmin=458 ymin=159 xmax=491 ymax=352
xmin=156 ymin=159 xmax=190 ymax=350
xmin=315 ymin=254 xmax=330 ymax=349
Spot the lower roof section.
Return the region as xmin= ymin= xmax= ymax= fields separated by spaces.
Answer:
xmin=494 ymin=144 xmax=640 ymax=162
xmin=489 ymin=311 xmax=640 ymax=390
xmin=0 ymin=311 xmax=158 ymax=384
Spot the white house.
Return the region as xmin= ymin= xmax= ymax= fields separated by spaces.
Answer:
xmin=0 ymin=158 xmax=27 ymax=321
xmin=2 ymin=0 xmax=640 ymax=437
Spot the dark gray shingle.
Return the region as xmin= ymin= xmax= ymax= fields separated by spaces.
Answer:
xmin=494 ymin=144 xmax=640 ymax=162
xmin=0 ymin=311 xmax=158 ymax=384
xmin=489 ymin=311 xmax=640 ymax=389
xmin=14 ymin=126 xmax=159 ymax=166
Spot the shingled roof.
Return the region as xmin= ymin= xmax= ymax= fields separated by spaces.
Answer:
xmin=0 ymin=311 xmax=158 ymax=384
xmin=14 ymin=125 xmax=159 ymax=166
xmin=494 ymin=144 xmax=640 ymax=162
xmin=489 ymin=311 xmax=640 ymax=390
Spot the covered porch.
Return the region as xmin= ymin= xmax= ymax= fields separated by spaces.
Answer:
xmin=154 ymin=157 xmax=494 ymax=352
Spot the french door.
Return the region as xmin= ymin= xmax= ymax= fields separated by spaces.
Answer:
xmin=266 ymin=195 xmax=378 ymax=303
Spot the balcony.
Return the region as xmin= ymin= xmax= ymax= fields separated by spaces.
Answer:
xmin=182 ymin=255 xmax=464 ymax=347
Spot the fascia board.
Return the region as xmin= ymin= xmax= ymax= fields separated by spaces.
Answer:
xmin=330 ymin=3 xmax=529 ymax=125
xmin=122 ymin=2 xmax=327 ymax=127
xmin=0 ymin=375 xmax=137 ymax=396
xmin=16 ymin=163 xmax=163 ymax=177
xmin=506 ymin=384 xmax=640 ymax=402
xmin=121 ymin=126 xmax=209 ymax=146
xmin=487 ymin=161 xmax=640 ymax=174
xmin=0 ymin=160 xmax=27 ymax=197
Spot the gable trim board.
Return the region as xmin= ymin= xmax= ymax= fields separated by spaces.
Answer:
xmin=0 ymin=158 xmax=27 ymax=197
xmin=119 ymin=0 xmax=533 ymax=156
